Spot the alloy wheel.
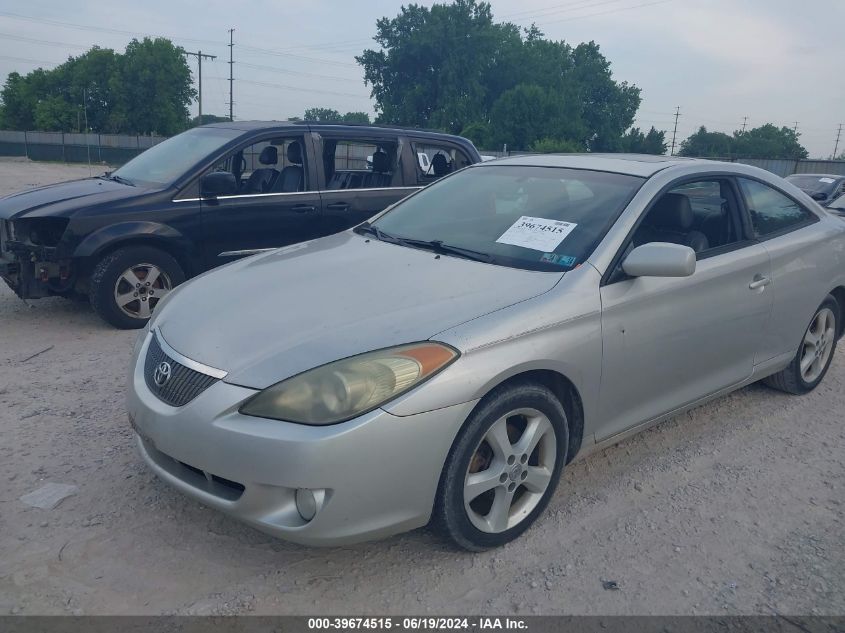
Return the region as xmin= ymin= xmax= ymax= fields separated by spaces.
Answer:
xmin=799 ymin=307 xmax=836 ymax=383
xmin=463 ymin=407 xmax=557 ymax=533
xmin=113 ymin=263 xmax=172 ymax=319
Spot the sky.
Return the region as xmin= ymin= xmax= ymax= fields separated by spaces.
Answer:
xmin=0 ymin=0 xmax=843 ymax=157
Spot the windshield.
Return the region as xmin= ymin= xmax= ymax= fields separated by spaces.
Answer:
xmin=785 ymin=175 xmax=840 ymax=196
xmin=112 ymin=127 xmax=243 ymax=187
xmin=368 ymin=165 xmax=644 ymax=271
xmin=828 ymin=193 xmax=845 ymax=211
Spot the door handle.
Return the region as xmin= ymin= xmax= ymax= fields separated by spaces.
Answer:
xmin=325 ymin=202 xmax=351 ymax=211
xmin=291 ymin=204 xmax=316 ymax=213
xmin=749 ymin=274 xmax=771 ymax=290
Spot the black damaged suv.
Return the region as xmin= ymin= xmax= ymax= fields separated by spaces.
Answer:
xmin=0 ymin=121 xmax=480 ymax=328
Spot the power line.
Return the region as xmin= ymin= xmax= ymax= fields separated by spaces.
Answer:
xmin=238 ymin=61 xmax=362 ymax=83
xmin=235 ymin=78 xmax=366 ymax=99
xmin=536 ymin=0 xmax=678 ymax=25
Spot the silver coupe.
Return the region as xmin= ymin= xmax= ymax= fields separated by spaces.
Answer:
xmin=127 ymin=154 xmax=845 ymax=550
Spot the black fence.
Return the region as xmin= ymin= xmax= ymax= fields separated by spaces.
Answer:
xmin=0 ymin=130 xmax=166 ymax=166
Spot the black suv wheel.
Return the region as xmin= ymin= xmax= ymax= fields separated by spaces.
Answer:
xmin=88 ymin=246 xmax=185 ymax=329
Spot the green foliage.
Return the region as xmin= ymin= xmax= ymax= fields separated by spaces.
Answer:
xmin=304 ymin=108 xmax=371 ymax=124
xmin=679 ymin=124 xmax=808 ymax=159
xmin=732 ymin=124 xmax=808 ymax=159
xmin=530 ymin=137 xmax=583 ymax=153
xmin=620 ymin=126 xmax=667 ymax=155
xmin=189 ymin=114 xmax=232 ymax=127
xmin=678 ymin=126 xmax=733 ymax=157
xmin=342 ymin=111 xmax=372 ymax=124
xmin=356 ymin=0 xmax=639 ymax=150
xmin=0 ymin=39 xmax=195 ymax=134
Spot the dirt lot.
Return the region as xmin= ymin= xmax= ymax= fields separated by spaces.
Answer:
xmin=0 ymin=158 xmax=843 ymax=616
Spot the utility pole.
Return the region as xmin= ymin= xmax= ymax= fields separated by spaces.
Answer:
xmin=792 ymin=121 xmax=799 ymax=134
xmin=740 ymin=116 xmax=748 ymax=133
xmin=834 ymin=124 xmax=843 ymax=159
xmin=228 ymin=29 xmax=235 ymax=121
xmin=669 ymin=106 xmax=681 ymax=156
xmin=183 ymin=50 xmax=216 ymax=122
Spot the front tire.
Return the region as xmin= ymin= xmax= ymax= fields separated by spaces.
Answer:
xmin=88 ymin=246 xmax=184 ymax=329
xmin=433 ymin=380 xmax=568 ymax=551
xmin=764 ymin=296 xmax=839 ymax=394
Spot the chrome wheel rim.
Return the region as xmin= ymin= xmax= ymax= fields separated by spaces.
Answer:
xmin=463 ymin=407 xmax=557 ymax=534
xmin=800 ymin=307 xmax=836 ymax=383
xmin=113 ymin=263 xmax=172 ymax=319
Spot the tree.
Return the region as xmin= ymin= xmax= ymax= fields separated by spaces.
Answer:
xmin=342 ymin=111 xmax=371 ymax=124
xmin=189 ymin=114 xmax=232 ymax=127
xmin=304 ymin=107 xmax=343 ymax=121
xmin=0 ymin=39 xmax=194 ymax=134
xmin=678 ymin=126 xmax=733 ymax=157
xmin=678 ymin=124 xmax=809 ymax=159
xmin=620 ymin=126 xmax=667 ymax=155
xmin=303 ymin=108 xmax=371 ymax=124
xmin=530 ymin=137 xmax=583 ymax=153
xmin=732 ymin=124 xmax=807 ymax=159
xmin=356 ymin=0 xmax=639 ymax=150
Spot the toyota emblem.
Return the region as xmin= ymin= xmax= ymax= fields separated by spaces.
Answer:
xmin=153 ymin=361 xmax=172 ymax=387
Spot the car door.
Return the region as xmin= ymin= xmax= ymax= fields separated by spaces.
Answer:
xmin=596 ymin=177 xmax=773 ymax=441
xmin=314 ymin=130 xmax=422 ymax=234
xmin=200 ymin=133 xmax=323 ymax=266
xmin=736 ymin=177 xmax=826 ymax=362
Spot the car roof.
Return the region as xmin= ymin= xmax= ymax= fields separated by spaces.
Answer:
xmin=484 ymin=153 xmax=712 ymax=178
xmin=786 ymin=173 xmax=845 ymax=179
xmin=201 ymin=120 xmax=473 ymax=143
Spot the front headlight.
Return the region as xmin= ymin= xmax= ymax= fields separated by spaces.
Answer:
xmin=240 ymin=342 xmax=459 ymax=425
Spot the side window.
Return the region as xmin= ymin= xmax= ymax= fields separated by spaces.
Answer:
xmin=738 ymin=178 xmax=816 ymax=237
xmin=412 ymin=142 xmax=472 ymax=184
xmin=631 ymin=180 xmax=743 ymax=258
xmin=323 ymin=139 xmax=400 ymax=190
xmin=209 ymin=137 xmax=308 ymax=194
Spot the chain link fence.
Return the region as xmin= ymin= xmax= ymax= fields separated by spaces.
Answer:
xmin=0 ymin=130 xmax=166 ymax=166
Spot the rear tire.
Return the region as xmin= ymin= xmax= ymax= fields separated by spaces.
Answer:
xmin=432 ymin=380 xmax=568 ymax=551
xmin=764 ymin=295 xmax=839 ymax=394
xmin=88 ymin=246 xmax=184 ymax=329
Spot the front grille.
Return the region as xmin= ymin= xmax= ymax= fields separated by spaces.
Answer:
xmin=144 ymin=332 xmax=219 ymax=407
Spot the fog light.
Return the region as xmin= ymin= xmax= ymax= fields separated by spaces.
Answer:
xmin=295 ymin=488 xmax=319 ymax=521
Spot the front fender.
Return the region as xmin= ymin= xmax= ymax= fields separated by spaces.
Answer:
xmin=72 ymin=221 xmax=187 ymax=259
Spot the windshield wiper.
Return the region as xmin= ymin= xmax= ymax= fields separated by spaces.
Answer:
xmin=101 ymin=172 xmax=135 ymax=187
xmin=355 ymin=223 xmax=493 ymax=263
xmin=354 ymin=223 xmax=404 ymax=244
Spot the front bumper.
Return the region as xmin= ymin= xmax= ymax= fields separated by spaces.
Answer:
xmin=127 ymin=332 xmax=478 ymax=546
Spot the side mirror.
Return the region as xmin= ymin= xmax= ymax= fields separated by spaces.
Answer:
xmin=622 ymin=242 xmax=696 ymax=278
xmin=200 ymin=171 xmax=237 ymax=197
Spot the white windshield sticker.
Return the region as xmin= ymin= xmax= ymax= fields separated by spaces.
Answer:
xmin=819 ymin=177 xmax=836 ymax=184
xmin=496 ymin=216 xmax=577 ymax=252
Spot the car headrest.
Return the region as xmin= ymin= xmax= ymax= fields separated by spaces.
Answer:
xmin=432 ymin=153 xmax=450 ymax=176
xmin=287 ymin=141 xmax=302 ymax=165
xmin=371 ymin=150 xmax=390 ymax=173
xmin=645 ymin=193 xmax=694 ymax=231
xmin=259 ymin=145 xmax=278 ymax=165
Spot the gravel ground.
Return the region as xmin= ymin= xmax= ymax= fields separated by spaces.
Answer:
xmin=0 ymin=159 xmax=843 ymax=616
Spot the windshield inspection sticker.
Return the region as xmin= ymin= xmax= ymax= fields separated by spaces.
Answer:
xmin=496 ymin=216 xmax=577 ymax=252
xmin=540 ymin=253 xmax=577 ymax=267
xmin=819 ymin=177 xmax=836 ymax=184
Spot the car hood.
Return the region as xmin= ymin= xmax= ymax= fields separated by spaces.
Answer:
xmin=155 ymin=232 xmax=563 ymax=389
xmin=0 ymin=177 xmax=145 ymax=219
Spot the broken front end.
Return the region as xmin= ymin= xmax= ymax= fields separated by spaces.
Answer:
xmin=0 ymin=218 xmax=76 ymax=299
